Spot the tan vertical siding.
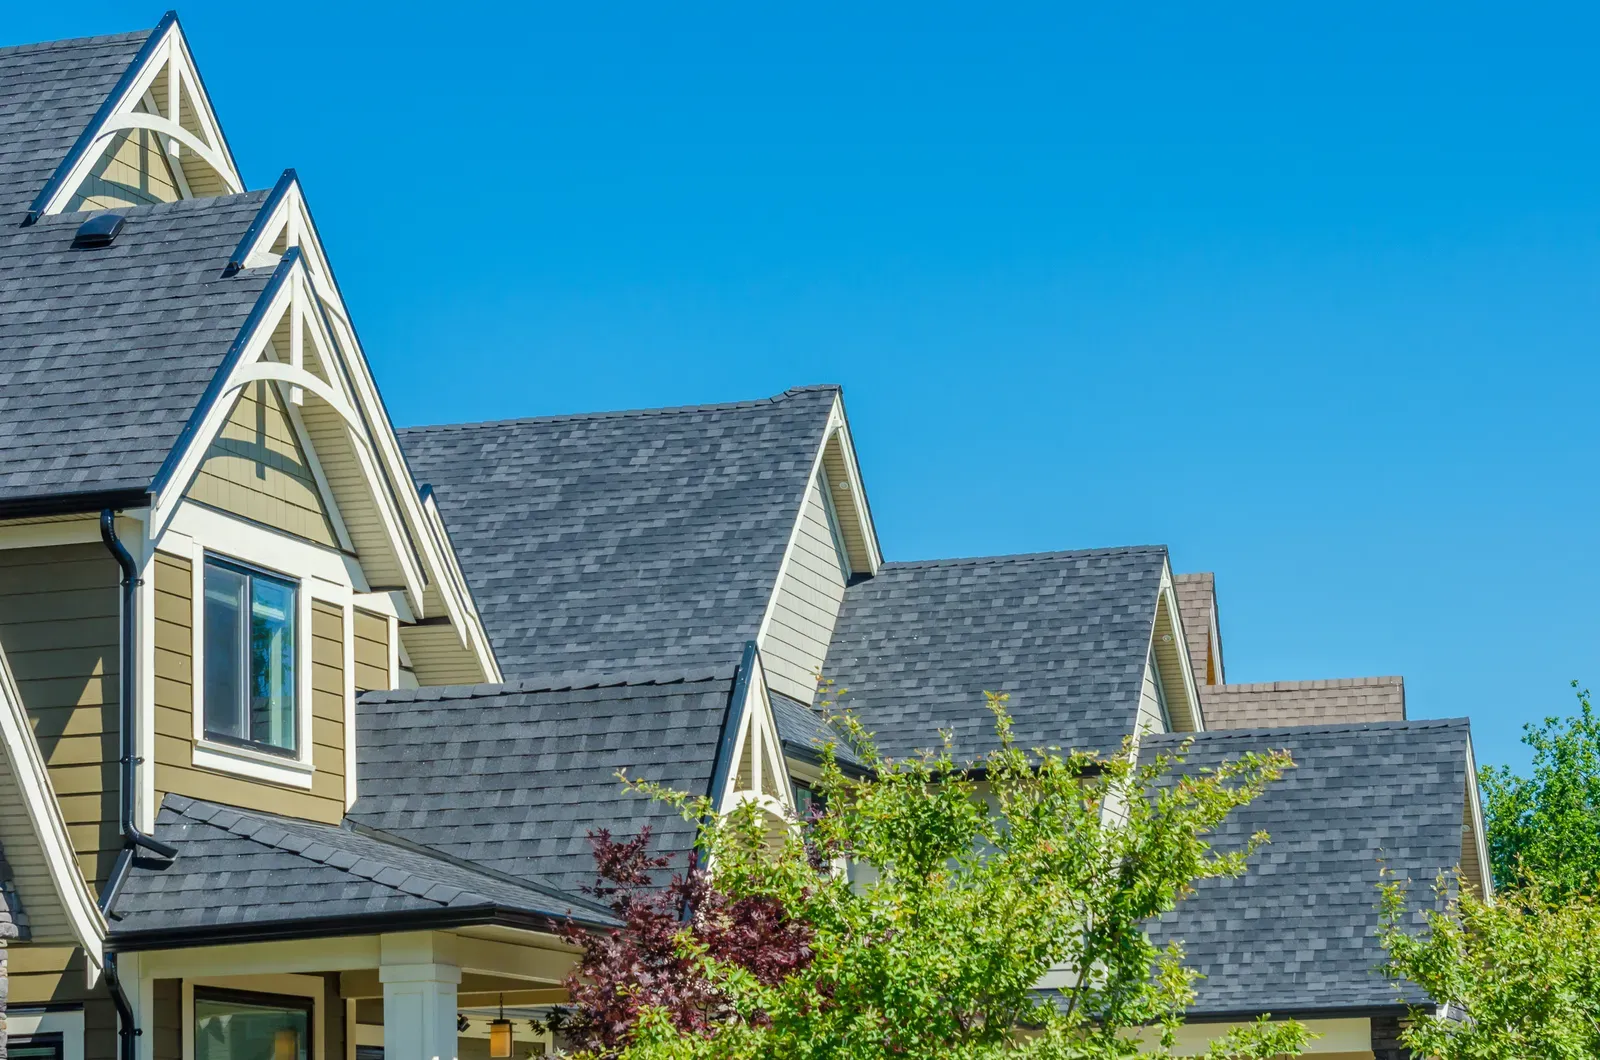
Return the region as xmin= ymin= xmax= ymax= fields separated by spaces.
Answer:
xmin=762 ymin=474 xmax=849 ymax=703
xmin=151 ymin=554 xmax=347 ymax=824
xmin=185 ymin=380 xmax=338 ymax=547
xmin=353 ymin=609 xmax=390 ymax=692
xmin=69 ymin=127 xmax=182 ymax=212
xmin=0 ymin=544 xmax=120 ymax=891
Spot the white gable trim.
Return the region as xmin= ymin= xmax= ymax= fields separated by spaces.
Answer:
xmin=0 ymin=638 xmax=106 ymax=972
xmin=719 ymin=654 xmax=795 ymax=815
xmin=28 ymin=14 xmax=243 ymax=221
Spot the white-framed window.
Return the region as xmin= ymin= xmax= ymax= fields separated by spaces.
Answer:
xmin=201 ymin=555 xmax=300 ymax=757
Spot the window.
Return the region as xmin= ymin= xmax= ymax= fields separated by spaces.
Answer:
xmin=9 ymin=1034 xmax=65 ymax=1060
xmin=204 ymin=556 xmax=299 ymax=756
xmin=195 ymin=988 xmax=312 ymax=1060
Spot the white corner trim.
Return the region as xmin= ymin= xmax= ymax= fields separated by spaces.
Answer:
xmin=343 ymin=598 xmax=357 ymax=809
xmin=192 ymin=741 xmax=316 ymax=790
xmin=1462 ymin=738 xmax=1495 ymax=899
xmin=0 ymin=640 xmax=107 ymax=966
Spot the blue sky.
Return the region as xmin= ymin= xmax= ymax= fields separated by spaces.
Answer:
xmin=17 ymin=3 xmax=1600 ymax=772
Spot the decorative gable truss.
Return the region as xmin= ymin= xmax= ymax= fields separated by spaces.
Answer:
xmin=147 ymin=175 xmax=501 ymax=686
xmin=26 ymin=12 xmax=243 ymax=221
xmin=710 ymin=645 xmax=797 ymax=843
xmin=758 ymin=392 xmax=884 ymax=703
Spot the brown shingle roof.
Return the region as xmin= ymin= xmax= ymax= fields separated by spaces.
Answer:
xmin=1172 ymin=572 xmax=1219 ymax=686
xmin=1201 ymin=676 xmax=1406 ymax=729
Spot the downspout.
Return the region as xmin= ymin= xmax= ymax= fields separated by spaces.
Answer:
xmin=99 ymin=509 xmax=179 ymax=1060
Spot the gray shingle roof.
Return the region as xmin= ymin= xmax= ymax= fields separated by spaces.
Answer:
xmin=0 ymin=192 xmax=274 ymax=507
xmin=109 ymin=794 xmax=615 ymax=942
xmin=1202 ymin=677 xmax=1407 ymax=730
xmin=0 ymin=840 xmax=25 ymax=941
xmin=1141 ymin=719 xmax=1471 ymax=1017
xmin=769 ymin=689 xmax=867 ymax=773
xmin=397 ymin=387 xmax=839 ymax=680
xmin=823 ymin=547 xmax=1169 ymax=761
xmin=350 ymin=670 xmax=740 ymax=896
xmin=0 ymin=29 xmax=149 ymax=218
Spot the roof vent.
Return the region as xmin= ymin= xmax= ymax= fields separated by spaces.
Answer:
xmin=72 ymin=213 xmax=125 ymax=249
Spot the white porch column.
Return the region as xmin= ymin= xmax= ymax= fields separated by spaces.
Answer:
xmin=380 ymin=933 xmax=460 ymax=1060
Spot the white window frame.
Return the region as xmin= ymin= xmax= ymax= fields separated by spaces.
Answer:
xmin=164 ymin=502 xmax=363 ymax=791
xmin=4 ymin=1008 xmax=85 ymax=1060
xmin=182 ymin=974 xmax=328 ymax=1060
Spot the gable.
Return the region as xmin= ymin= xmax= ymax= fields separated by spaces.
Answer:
xmin=26 ymin=13 xmax=243 ymax=223
xmin=184 ymin=378 xmax=340 ymax=547
xmin=762 ymin=468 xmax=850 ymax=702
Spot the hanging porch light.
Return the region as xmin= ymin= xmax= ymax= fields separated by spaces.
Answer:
xmin=490 ymin=993 xmax=514 ymax=1058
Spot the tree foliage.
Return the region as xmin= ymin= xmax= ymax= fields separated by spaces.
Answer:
xmin=1378 ymin=872 xmax=1600 ymax=1060
xmin=565 ymin=694 xmax=1308 ymax=1060
xmin=1479 ymin=682 xmax=1600 ymax=897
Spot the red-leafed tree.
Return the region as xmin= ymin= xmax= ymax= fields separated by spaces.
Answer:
xmin=561 ymin=825 xmax=814 ymax=1056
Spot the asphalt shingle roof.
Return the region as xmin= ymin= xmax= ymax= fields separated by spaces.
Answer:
xmin=1141 ymin=719 xmax=1471 ymax=1016
xmin=350 ymin=670 xmax=739 ymax=896
xmin=769 ymin=689 xmax=867 ymax=773
xmin=0 ymin=29 xmax=149 ymax=218
xmin=110 ymin=794 xmax=614 ymax=941
xmin=1202 ymin=677 xmax=1407 ymax=730
xmin=397 ymin=387 xmax=838 ymax=680
xmin=0 ymin=192 xmax=273 ymax=507
xmin=823 ymin=547 xmax=1169 ymax=761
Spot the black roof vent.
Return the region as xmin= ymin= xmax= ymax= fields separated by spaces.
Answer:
xmin=72 ymin=213 xmax=125 ymax=249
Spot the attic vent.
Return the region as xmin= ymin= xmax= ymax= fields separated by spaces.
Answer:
xmin=72 ymin=212 xmax=125 ymax=249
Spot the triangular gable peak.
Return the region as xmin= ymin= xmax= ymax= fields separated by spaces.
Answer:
xmin=218 ymin=171 xmax=503 ymax=683
xmin=26 ymin=12 xmax=244 ymax=222
xmin=148 ymin=225 xmax=500 ymax=685
xmin=1140 ymin=561 xmax=1207 ymax=739
xmin=712 ymin=645 xmax=797 ymax=828
xmin=756 ymin=390 xmax=883 ymax=703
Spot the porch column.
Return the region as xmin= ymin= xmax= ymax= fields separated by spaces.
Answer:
xmin=380 ymin=933 xmax=461 ymax=1060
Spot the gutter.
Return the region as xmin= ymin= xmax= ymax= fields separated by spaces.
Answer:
xmin=98 ymin=509 xmax=178 ymax=1060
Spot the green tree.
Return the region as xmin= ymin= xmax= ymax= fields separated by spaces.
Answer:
xmin=578 ymin=696 xmax=1310 ymax=1060
xmin=1479 ymin=681 xmax=1600 ymax=896
xmin=1378 ymin=873 xmax=1600 ymax=1060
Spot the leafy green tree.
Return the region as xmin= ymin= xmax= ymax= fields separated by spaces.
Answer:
xmin=574 ymin=695 xmax=1310 ymax=1060
xmin=1479 ymin=681 xmax=1600 ymax=896
xmin=1378 ymin=872 xmax=1600 ymax=1059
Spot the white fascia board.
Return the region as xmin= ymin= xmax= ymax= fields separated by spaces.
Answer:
xmin=754 ymin=405 xmax=843 ymax=648
xmin=234 ymin=176 xmax=502 ymax=674
xmin=1156 ymin=563 xmax=1206 ymax=732
xmin=0 ymin=639 xmax=107 ymax=967
xmin=827 ymin=393 xmax=884 ymax=574
xmin=34 ymin=18 xmax=243 ymax=218
xmin=1462 ymin=737 xmax=1495 ymax=899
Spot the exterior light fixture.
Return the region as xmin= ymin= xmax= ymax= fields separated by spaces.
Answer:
xmin=273 ymin=1028 xmax=299 ymax=1060
xmin=490 ymin=993 xmax=514 ymax=1058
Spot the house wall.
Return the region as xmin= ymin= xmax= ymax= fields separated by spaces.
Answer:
xmin=68 ymin=127 xmax=183 ymax=212
xmin=0 ymin=544 xmax=120 ymax=893
xmin=185 ymin=380 xmax=338 ymax=548
xmin=5 ymin=946 xmax=116 ymax=1057
xmin=353 ymin=610 xmax=389 ymax=693
xmin=762 ymin=472 xmax=849 ymax=703
xmin=152 ymin=977 xmax=181 ymax=1060
xmin=151 ymin=553 xmax=348 ymax=824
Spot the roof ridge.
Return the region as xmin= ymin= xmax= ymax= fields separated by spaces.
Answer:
xmin=1211 ymin=676 xmax=1404 ymax=692
xmin=358 ymin=664 xmax=739 ymax=705
xmin=398 ymin=385 xmax=839 ymax=436
xmin=1146 ymin=716 xmax=1470 ymax=741
xmin=0 ymin=28 xmax=152 ymax=57
xmin=882 ymin=545 xmax=1169 ymax=570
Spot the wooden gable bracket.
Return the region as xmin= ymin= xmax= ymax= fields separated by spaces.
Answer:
xmin=26 ymin=11 xmax=244 ymax=222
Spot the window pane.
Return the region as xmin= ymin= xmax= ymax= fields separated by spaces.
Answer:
xmin=249 ymin=574 xmax=297 ymax=753
xmin=10 ymin=1035 xmax=66 ymax=1060
xmin=195 ymin=995 xmax=310 ymax=1060
xmin=203 ymin=562 xmax=248 ymax=742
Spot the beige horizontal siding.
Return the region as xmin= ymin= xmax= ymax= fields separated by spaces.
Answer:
xmin=152 ymin=554 xmax=347 ymax=825
xmin=0 ymin=543 xmax=120 ymax=892
xmin=354 ymin=608 xmax=390 ymax=692
xmin=762 ymin=474 xmax=848 ymax=703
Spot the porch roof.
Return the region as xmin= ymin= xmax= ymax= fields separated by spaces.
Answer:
xmin=107 ymin=794 xmax=616 ymax=948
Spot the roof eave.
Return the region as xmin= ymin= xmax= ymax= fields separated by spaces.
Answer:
xmin=0 ymin=487 xmax=149 ymax=521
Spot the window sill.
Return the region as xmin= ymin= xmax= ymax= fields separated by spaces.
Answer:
xmin=193 ymin=740 xmax=315 ymax=790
